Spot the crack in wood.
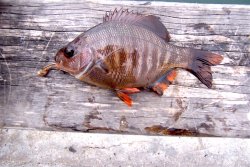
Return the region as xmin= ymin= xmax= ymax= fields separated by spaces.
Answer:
xmin=144 ymin=125 xmax=212 ymax=137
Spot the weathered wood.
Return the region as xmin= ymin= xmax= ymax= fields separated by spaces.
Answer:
xmin=1 ymin=128 xmax=250 ymax=166
xmin=0 ymin=0 xmax=249 ymax=137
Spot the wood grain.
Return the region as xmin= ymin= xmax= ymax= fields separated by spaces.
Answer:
xmin=0 ymin=0 xmax=249 ymax=137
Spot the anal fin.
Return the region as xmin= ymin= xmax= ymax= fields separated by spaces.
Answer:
xmin=166 ymin=69 xmax=177 ymax=82
xmin=150 ymin=69 xmax=178 ymax=96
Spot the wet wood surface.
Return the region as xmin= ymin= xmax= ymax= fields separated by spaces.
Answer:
xmin=0 ymin=0 xmax=250 ymax=137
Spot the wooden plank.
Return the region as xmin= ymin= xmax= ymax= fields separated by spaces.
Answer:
xmin=0 ymin=128 xmax=250 ymax=166
xmin=0 ymin=0 xmax=250 ymax=137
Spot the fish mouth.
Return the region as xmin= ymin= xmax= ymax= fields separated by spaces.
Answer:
xmin=37 ymin=61 xmax=76 ymax=77
xmin=37 ymin=63 xmax=58 ymax=77
xmin=37 ymin=60 xmax=79 ymax=77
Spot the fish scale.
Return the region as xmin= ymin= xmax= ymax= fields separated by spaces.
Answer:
xmin=86 ymin=23 xmax=167 ymax=86
xmin=38 ymin=8 xmax=223 ymax=106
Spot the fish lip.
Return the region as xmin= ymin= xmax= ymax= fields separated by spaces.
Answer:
xmin=75 ymin=59 xmax=95 ymax=79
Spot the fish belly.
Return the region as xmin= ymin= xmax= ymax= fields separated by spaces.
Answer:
xmin=85 ymin=22 xmax=170 ymax=88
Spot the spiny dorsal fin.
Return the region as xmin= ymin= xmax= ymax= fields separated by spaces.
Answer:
xmin=103 ymin=8 xmax=170 ymax=42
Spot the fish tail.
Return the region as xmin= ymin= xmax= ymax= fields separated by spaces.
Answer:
xmin=187 ymin=50 xmax=223 ymax=88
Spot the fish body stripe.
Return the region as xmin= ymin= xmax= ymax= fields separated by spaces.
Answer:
xmin=82 ymin=22 xmax=172 ymax=87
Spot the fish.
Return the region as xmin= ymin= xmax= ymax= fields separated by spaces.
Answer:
xmin=38 ymin=8 xmax=223 ymax=106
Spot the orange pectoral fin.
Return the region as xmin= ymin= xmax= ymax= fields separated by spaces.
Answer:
xmin=116 ymin=91 xmax=132 ymax=107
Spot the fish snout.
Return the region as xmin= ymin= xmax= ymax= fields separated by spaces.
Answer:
xmin=54 ymin=48 xmax=65 ymax=63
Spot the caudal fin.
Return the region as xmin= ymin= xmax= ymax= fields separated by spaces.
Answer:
xmin=188 ymin=50 xmax=223 ymax=88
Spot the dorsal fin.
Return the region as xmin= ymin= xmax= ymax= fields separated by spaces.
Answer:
xmin=103 ymin=8 xmax=170 ymax=42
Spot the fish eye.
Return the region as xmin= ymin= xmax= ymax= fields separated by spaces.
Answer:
xmin=64 ymin=46 xmax=75 ymax=58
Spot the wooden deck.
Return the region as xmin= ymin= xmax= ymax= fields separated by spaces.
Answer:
xmin=0 ymin=0 xmax=250 ymax=165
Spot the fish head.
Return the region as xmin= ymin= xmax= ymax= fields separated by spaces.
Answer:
xmin=54 ymin=40 xmax=94 ymax=76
